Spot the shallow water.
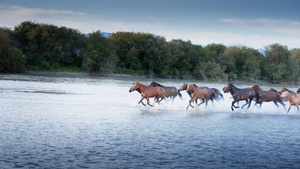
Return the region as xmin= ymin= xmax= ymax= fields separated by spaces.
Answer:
xmin=1 ymin=73 xmax=300 ymax=168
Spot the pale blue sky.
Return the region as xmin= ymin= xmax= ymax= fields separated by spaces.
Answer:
xmin=1 ymin=0 xmax=300 ymax=49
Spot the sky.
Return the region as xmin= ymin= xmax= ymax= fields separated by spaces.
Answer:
xmin=0 ymin=0 xmax=300 ymax=49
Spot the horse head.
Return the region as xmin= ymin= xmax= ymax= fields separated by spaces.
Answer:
xmin=129 ymin=82 xmax=140 ymax=93
xmin=178 ymin=83 xmax=188 ymax=91
xmin=223 ymin=83 xmax=233 ymax=93
xmin=281 ymin=91 xmax=289 ymax=98
xmin=186 ymin=84 xmax=195 ymax=93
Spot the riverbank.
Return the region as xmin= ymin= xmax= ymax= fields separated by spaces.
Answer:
xmin=22 ymin=71 xmax=299 ymax=86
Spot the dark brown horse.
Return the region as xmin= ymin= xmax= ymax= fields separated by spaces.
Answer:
xmin=223 ymin=83 xmax=259 ymax=111
xmin=251 ymin=84 xmax=285 ymax=109
xmin=149 ymin=81 xmax=182 ymax=100
xmin=266 ymin=88 xmax=279 ymax=93
xmin=267 ymin=88 xmax=289 ymax=101
xmin=129 ymin=82 xmax=167 ymax=107
xmin=185 ymin=84 xmax=213 ymax=110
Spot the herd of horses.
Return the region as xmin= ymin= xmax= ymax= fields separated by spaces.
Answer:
xmin=129 ymin=81 xmax=300 ymax=113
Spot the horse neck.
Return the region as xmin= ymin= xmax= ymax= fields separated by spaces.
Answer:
xmin=229 ymin=85 xmax=237 ymax=95
xmin=137 ymin=83 xmax=147 ymax=92
xmin=253 ymin=85 xmax=263 ymax=92
xmin=187 ymin=85 xmax=194 ymax=93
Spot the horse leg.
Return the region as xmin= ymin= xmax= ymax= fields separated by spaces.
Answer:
xmin=187 ymin=97 xmax=197 ymax=110
xmin=279 ymin=100 xmax=286 ymax=110
xmin=231 ymin=100 xmax=238 ymax=111
xmin=232 ymin=100 xmax=239 ymax=108
xmin=241 ymin=100 xmax=249 ymax=109
xmin=146 ymin=97 xmax=154 ymax=107
xmin=154 ymin=96 xmax=159 ymax=103
xmin=197 ymin=99 xmax=205 ymax=107
xmin=247 ymin=99 xmax=252 ymax=109
xmin=273 ymin=101 xmax=279 ymax=108
xmin=139 ymin=97 xmax=146 ymax=106
xmin=287 ymin=105 xmax=291 ymax=113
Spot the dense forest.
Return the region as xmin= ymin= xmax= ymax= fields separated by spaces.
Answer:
xmin=1 ymin=21 xmax=300 ymax=83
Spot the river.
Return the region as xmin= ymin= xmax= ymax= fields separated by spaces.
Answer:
xmin=0 ymin=73 xmax=300 ymax=168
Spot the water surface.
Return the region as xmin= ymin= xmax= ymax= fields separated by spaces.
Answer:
xmin=1 ymin=73 xmax=300 ymax=168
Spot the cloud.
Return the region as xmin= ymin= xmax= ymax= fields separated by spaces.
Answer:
xmin=220 ymin=18 xmax=300 ymax=35
xmin=0 ymin=4 xmax=162 ymax=33
xmin=1 ymin=4 xmax=300 ymax=49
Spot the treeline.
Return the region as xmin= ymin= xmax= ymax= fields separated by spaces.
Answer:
xmin=1 ymin=21 xmax=300 ymax=83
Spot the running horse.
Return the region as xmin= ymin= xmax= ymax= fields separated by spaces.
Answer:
xmin=279 ymin=87 xmax=296 ymax=95
xmin=185 ymin=84 xmax=213 ymax=110
xmin=281 ymin=91 xmax=300 ymax=113
xmin=149 ymin=81 xmax=182 ymax=100
xmin=129 ymin=82 xmax=167 ymax=107
xmin=223 ymin=83 xmax=259 ymax=111
xmin=178 ymin=83 xmax=218 ymax=104
xmin=251 ymin=84 xmax=285 ymax=109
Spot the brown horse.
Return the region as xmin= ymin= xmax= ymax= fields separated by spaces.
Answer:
xmin=129 ymin=82 xmax=167 ymax=107
xmin=178 ymin=83 xmax=218 ymax=104
xmin=266 ymin=88 xmax=279 ymax=93
xmin=251 ymin=84 xmax=285 ymax=109
xmin=149 ymin=81 xmax=182 ymax=100
xmin=279 ymin=88 xmax=296 ymax=95
xmin=281 ymin=91 xmax=300 ymax=113
xmin=185 ymin=84 xmax=213 ymax=110
xmin=223 ymin=83 xmax=259 ymax=111
xmin=267 ymin=88 xmax=290 ymax=101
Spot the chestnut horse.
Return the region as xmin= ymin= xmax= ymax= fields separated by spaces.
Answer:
xmin=251 ymin=84 xmax=285 ymax=109
xmin=129 ymin=82 xmax=167 ymax=107
xmin=149 ymin=81 xmax=182 ymax=100
xmin=223 ymin=83 xmax=259 ymax=111
xmin=178 ymin=83 xmax=218 ymax=104
xmin=281 ymin=91 xmax=300 ymax=113
xmin=279 ymin=87 xmax=296 ymax=95
xmin=185 ymin=84 xmax=213 ymax=110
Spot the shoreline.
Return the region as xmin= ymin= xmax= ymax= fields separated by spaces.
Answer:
xmin=20 ymin=71 xmax=299 ymax=86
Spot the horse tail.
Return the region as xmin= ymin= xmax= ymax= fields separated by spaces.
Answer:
xmin=177 ymin=89 xmax=183 ymax=99
xmin=208 ymin=90 xmax=215 ymax=102
xmin=253 ymin=90 xmax=260 ymax=103
xmin=220 ymin=93 xmax=224 ymax=100
xmin=211 ymin=91 xmax=216 ymax=101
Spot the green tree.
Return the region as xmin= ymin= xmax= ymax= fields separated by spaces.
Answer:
xmin=0 ymin=27 xmax=26 ymax=73
xmin=83 ymin=31 xmax=117 ymax=74
xmin=13 ymin=21 xmax=86 ymax=70
xmin=221 ymin=45 xmax=263 ymax=81
xmin=262 ymin=43 xmax=298 ymax=83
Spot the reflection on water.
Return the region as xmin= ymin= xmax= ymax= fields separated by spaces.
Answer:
xmin=1 ymin=73 xmax=300 ymax=168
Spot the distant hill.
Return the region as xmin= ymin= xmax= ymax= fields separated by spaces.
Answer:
xmin=84 ymin=32 xmax=112 ymax=38
xmin=101 ymin=32 xmax=112 ymax=38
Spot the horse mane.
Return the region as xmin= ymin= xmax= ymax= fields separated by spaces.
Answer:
xmin=193 ymin=84 xmax=198 ymax=87
xmin=149 ymin=81 xmax=164 ymax=87
xmin=267 ymin=88 xmax=278 ymax=92
xmin=187 ymin=84 xmax=195 ymax=93
xmin=251 ymin=84 xmax=262 ymax=91
xmin=285 ymin=88 xmax=294 ymax=93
